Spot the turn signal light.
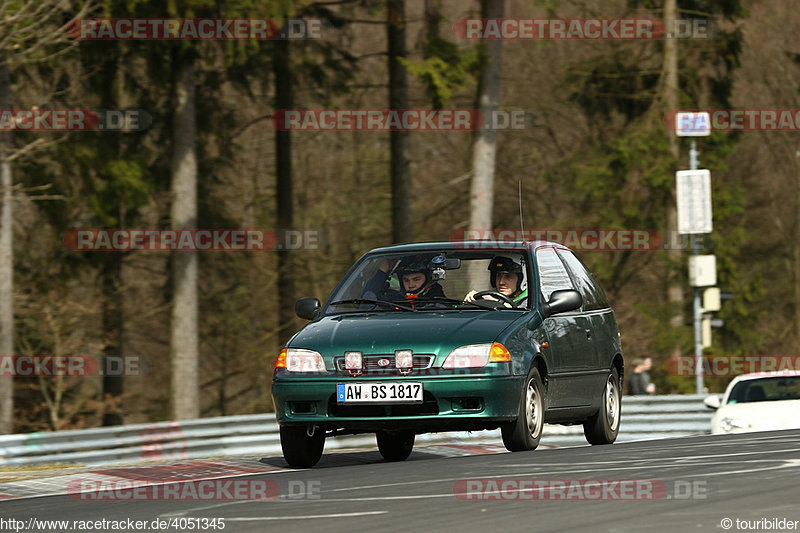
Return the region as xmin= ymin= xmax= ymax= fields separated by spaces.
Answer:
xmin=274 ymin=348 xmax=288 ymax=369
xmin=488 ymin=342 xmax=511 ymax=363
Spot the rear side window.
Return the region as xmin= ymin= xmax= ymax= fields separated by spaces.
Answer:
xmin=535 ymin=248 xmax=575 ymax=301
xmin=557 ymin=250 xmax=610 ymax=310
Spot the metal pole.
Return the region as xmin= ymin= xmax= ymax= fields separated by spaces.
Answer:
xmin=690 ymin=139 xmax=704 ymax=394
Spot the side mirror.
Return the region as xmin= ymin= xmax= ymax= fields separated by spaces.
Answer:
xmin=542 ymin=289 xmax=582 ymax=317
xmin=295 ymin=297 xmax=320 ymax=320
xmin=703 ymin=395 xmax=721 ymax=410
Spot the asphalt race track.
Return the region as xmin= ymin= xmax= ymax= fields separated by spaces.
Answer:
xmin=1 ymin=430 xmax=799 ymax=532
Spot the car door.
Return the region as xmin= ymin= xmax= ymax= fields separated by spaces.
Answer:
xmin=535 ymin=247 xmax=595 ymax=407
xmin=557 ymin=249 xmax=616 ymax=398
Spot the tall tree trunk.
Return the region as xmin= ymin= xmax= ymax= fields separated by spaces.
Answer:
xmin=274 ymin=37 xmax=296 ymax=345
xmin=468 ymin=0 xmax=504 ymax=288
xmin=0 ymin=61 xmax=13 ymax=434
xmin=663 ymin=0 xmax=683 ymax=350
xmin=423 ymin=0 xmax=443 ymax=107
xmin=102 ymin=43 xmax=127 ymax=426
xmin=795 ymin=148 xmax=800 ymax=352
xmin=469 ymin=0 xmax=503 ymax=235
xmin=387 ymin=0 xmax=412 ymax=243
xmin=170 ymin=59 xmax=199 ymax=420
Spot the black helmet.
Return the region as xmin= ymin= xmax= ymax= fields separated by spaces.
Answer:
xmin=488 ymin=256 xmax=523 ymax=292
xmin=397 ymin=256 xmax=432 ymax=294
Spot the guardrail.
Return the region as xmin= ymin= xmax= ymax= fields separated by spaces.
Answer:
xmin=0 ymin=395 xmax=712 ymax=467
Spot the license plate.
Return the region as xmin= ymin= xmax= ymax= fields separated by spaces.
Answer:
xmin=336 ymin=383 xmax=423 ymax=403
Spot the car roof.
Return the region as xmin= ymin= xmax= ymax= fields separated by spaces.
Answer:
xmin=367 ymin=240 xmax=571 ymax=254
xmin=726 ymin=370 xmax=800 ymax=389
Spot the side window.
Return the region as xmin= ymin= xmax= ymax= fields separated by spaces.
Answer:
xmin=557 ymin=250 xmax=609 ymax=310
xmin=535 ymin=248 xmax=575 ymax=301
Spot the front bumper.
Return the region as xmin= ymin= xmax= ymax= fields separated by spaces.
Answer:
xmin=271 ymin=375 xmax=522 ymax=432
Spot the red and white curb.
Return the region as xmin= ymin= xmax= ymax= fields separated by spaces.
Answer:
xmin=0 ymin=442 xmax=522 ymax=501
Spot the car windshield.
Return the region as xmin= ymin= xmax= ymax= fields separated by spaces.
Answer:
xmin=726 ymin=376 xmax=800 ymax=404
xmin=325 ymin=250 xmax=530 ymax=314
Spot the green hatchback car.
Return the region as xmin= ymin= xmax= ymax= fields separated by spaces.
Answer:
xmin=272 ymin=241 xmax=623 ymax=467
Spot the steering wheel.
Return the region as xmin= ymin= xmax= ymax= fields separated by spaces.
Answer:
xmin=473 ymin=290 xmax=515 ymax=307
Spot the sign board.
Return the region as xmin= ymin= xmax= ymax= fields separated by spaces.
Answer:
xmin=676 ymin=112 xmax=711 ymax=137
xmin=676 ymin=169 xmax=713 ymax=234
xmin=703 ymin=287 xmax=721 ymax=312
xmin=702 ymin=317 xmax=712 ymax=348
xmin=689 ymin=255 xmax=716 ymax=287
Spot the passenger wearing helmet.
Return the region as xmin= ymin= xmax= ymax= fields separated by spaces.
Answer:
xmin=362 ymin=256 xmax=446 ymax=303
xmin=465 ymin=256 xmax=528 ymax=308
xmin=396 ymin=257 xmax=446 ymax=299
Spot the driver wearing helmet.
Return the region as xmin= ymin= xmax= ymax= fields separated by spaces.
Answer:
xmin=362 ymin=256 xmax=446 ymax=302
xmin=465 ymin=255 xmax=528 ymax=308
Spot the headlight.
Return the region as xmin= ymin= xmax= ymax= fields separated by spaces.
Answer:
xmin=274 ymin=348 xmax=326 ymax=372
xmin=442 ymin=342 xmax=511 ymax=368
xmin=720 ymin=417 xmax=751 ymax=433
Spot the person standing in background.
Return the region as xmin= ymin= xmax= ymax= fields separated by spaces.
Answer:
xmin=627 ymin=357 xmax=656 ymax=395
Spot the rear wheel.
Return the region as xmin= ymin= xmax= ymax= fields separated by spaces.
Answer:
xmin=584 ymin=368 xmax=621 ymax=445
xmin=376 ymin=431 xmax=415 ymax=461
xmin=501 ymin=366 xmax=544 ymax=452
xmin=280 ymin=425 xmax=325 ymax=468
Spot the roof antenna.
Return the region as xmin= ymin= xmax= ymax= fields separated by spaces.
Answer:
xmin=518 ymin=179 xmax=526 ymax=243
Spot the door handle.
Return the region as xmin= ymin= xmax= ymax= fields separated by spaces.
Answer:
xmin=585 ymin=329 xmax=592 ymax=339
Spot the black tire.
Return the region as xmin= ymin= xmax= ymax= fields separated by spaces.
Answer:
xmin=501 ymin=366 xmax=544 ymax=452
xmin=584 ymin=368 xmax=621 ymax=445
xmin=280 ymin=425 xmax=325 ymax=468
xmin=376 ymin=431 xmax=415 ymax=461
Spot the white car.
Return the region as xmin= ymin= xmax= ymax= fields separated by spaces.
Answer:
xmin=704 ymin=371 xmax=800 ymax=434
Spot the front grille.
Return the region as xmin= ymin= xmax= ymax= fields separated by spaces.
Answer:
xmin=328 ymin=391 xmax=439 ymax=417
xmin=334 ymin=354 xmax=434 ymax=375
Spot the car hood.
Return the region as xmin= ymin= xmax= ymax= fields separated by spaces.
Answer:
xmin=712 ymin=399 xmax=800 ymax=433
xmin=288 ymin=311 xmax=523 ymax=359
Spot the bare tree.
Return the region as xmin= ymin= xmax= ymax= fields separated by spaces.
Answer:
xmin=387 ymin=0 xmax=412 ymax=243
xmin=274 ymin=36 xmax=296 ymax=346
xmin=468 ymin=0 xmax=503 ymax=288
xmin=469 ymin=0 xmax=504 ymax=236
xmin=0 ymin=60 xmax=12 ymax=434
xmin=661 ymin=0 xmax=683 ymax=351
xmin=170 ymin=59 xmax=199 ymax=420
xmin=100 ymin=42 xmax=130 ymax=427
xmin=0 ymin=0 xmax=92 ymax=433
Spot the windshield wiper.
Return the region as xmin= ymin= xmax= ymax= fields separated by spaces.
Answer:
xmin=411 ymin=297 xmax=502 ymax=310
xmin=328 ymin=298 xmax=417 ymax=312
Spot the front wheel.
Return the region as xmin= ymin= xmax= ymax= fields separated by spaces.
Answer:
xmin=376 ymin=431 xmax=415 ymax=461
xmin=280 ymin=425 xmax=325 ymax=468
xmin=584 ymin=368 xmax=621 ymax=445
xmin=501 ymin=366 xmax=544 ymax=452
